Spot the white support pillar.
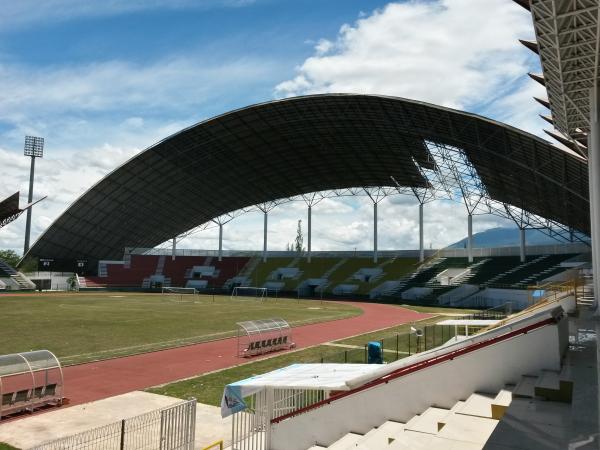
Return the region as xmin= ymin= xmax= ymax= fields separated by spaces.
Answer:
xmin=419 ymin=203 xmax=424 ymax=262
xmin=263 ymin=211 xmax=268 ymax=263
xmin=467 ymin=213 xmax=473 ymax=263
xmin=218 ymin=223 xmax=223 ymax=262
xmin=171 ymin=236 xmax=176 ymax=261
xmin=519 ymin=228 xmax=526 ymax=263
xmin=589 ymin=83 xmax=600 ymax=313
xmin=373 ymin=202 xmax=378 ymax=263
xmin=307 ymin=205 xmax=312 ymax=263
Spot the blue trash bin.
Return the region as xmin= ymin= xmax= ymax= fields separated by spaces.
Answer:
xmin=368 ymin=341 xmax=383 ymax=364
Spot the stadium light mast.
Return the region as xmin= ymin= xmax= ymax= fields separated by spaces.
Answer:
xmin=23 ymin=136 xmax=44 ymax=254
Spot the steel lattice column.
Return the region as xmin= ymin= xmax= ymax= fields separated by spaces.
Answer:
xmin=519 ymin=228 xmax=526 ymax=263
xmin=590 ymin=83 xmax=600 ymax=313
xmin=419 ymin=203 xmax=424 ymax=263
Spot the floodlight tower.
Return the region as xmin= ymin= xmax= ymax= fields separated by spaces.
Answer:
xmin=23 ymin=135 xmax=44 ymax=254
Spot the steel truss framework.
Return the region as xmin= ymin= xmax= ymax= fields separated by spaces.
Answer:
xmin=151 ymin=140 xmax=588 ymax=253
xmin=25 ymin=94 xmax=591 ymax=261
xmin=529 ymin=0 xmax=599 ymax=148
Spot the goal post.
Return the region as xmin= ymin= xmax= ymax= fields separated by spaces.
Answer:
xmin=161 ymin=286 xmax=198 ymax=303
xmin=162 ymin=287 xmax=198 ymax=295
xmin=231 ymin=286 xmax=268 ymax=300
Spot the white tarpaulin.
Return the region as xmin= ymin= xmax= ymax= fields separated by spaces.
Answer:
xmin=220 ymin=363 xmax=381 ymax=417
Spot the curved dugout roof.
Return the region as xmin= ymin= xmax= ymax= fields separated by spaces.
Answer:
xmin=27 ymin=94 xmax=590 ymax=261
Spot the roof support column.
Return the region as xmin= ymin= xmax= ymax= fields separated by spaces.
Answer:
xmin=519 ymin=228 xmax=526 ymax=263
xmin=263 ymin=211 xmax=268 ymax=263
xmin=419 ymin=203 xmax=424 ymax=263
xmin=467 ymin=213 xmax=473 ymax=263
xmin=255 ymin=202 xmax=278 ymax=263
xmin=307 ymin=205 xmax=312 ymax=263
xmin=210 ymin=213 xmax=238 ymax=263
xmin=172 ymin=236 xmax=176 ymax=261
xmin=373 ymin=202 xmax=378 ymax=264
xmin=363 ymin=188 xmax=389 ymax=265
xmin=301 ymin=194 xmax=323 ymax=264
xmin=218 ymin=223 xmax=223 ymax=262
xmin=589 ymin=83 xmax=600 ymax=313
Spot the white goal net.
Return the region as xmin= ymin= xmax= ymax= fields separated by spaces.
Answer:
xmin=162 ymin=287 xmax=198 ymax=295
xmin=231 ymin=286 xmax=267 ymax=300
xmin=162 ymin=286 xmax=198 ymax=302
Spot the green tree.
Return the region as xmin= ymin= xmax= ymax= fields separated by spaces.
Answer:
xmin=19 ymin=257 xmax=38 ymax=273
xmin=294 ymin=220 xmax=304 ymax=253
xmin=0 ymin=249 xmax=20 ymax=267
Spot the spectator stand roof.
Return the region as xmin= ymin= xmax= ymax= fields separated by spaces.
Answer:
xmin=516 ymin=0 xmax=599 ymax=154
xmin=25 ymin=94 xmax=590 ymax=262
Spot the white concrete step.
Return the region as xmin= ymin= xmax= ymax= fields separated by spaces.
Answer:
xmin=491 ymin=389 xmax=513 ymax=420
xmin=534 ymin=369 xmax=574 ymax=402
xmin=437 ymin=412 xmax=499 ymax=445
xmin=455 ymin=393 xmax=495 ymax=419
xmin=535 ymin=369 xmax=560 ymax=390
xmin=327 ymin=432 xmax=362 ymax=449
xmin=354 ymin=420 xmax=405 ymax=448
xmin=404 ymin=436 xmax=484 ymax=450
xmin=386 ymin=430 xmax=435 ymax=449
xmin=513 ymin=375 xmax=539 ymax=398
xmin=404 ymin=407 xmax=450 ymax=434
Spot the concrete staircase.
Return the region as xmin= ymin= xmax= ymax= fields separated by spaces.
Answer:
xmin=155 ymin=255 xmax=166 ymax=275
xmin=482 ymin=255 xmax=547 ymax=287
xmin=307 ymin=369 xmax=573 ymax=449
xmin=384 ymin=257 xmax=446 ymax=297
xmin=10 ymin=272 xmax=36 ymax=290
xmin=317 ymin=258 xmax=348 ymax=293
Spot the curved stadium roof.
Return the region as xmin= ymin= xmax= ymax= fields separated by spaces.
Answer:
xmin=26 ymin=94 xmax=590 ymax=261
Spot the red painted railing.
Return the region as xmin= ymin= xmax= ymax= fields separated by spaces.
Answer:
xmin=271 ymin=314 xmax=559 ymax=424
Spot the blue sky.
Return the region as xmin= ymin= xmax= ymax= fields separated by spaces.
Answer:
xmin=0 ymin=0 xmax=550 ymax=254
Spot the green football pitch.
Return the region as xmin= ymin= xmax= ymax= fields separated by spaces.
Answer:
xmin=0 ymin=292 xmax=360 ymax=365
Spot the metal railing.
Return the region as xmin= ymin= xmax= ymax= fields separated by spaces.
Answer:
xmin=31 ymin=399 xmax=196 ymax=450
xmin=231 ymin=389 xmax=268 ymax=450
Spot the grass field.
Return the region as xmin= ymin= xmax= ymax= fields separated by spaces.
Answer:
xmin=0 ymin=292 xmax=360 ymax=365
xmin=0 ymin=443 xmax=19 ymax=450
xmin=148 ymin=314 xmax=444 ymax=405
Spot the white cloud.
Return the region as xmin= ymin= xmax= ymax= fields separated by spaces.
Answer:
xmin=0 ymin=0 xmax=257 ymax=32
xmin=0 ymin=0 xmax=543 ymax=256
xmin=276 ymin=0 xmax=534 ymax=113
xmin=0 ymin=145 xmax=139 ymax=252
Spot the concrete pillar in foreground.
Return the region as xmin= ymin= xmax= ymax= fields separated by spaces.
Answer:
xmin=467 ymin=213 xmax=473 ymax=263
xmin=263 ymin=211 xmax=268 ymax=263
xmin=307 ymin=205 xmax=312 ymax=263
xmin=519 ymin=228 xmax=526 ymax=263
xmin=589 ymin=83 xmax=600 ymax=313
xmin=373 ymin=202 xmax=378 ymax=263
xmin=218 ymin=223 xmax=223 ymax=262
xmin=419 ymin=203 xmax=424 ymax=262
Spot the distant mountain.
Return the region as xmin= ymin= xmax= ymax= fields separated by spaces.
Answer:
xmin=448 ymin=227 xmax=575 ymax=249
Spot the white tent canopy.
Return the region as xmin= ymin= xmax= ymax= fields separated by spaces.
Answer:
xmin=220 ymin=363 xmax=381 ymax=417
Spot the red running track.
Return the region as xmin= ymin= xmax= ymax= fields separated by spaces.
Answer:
xmin=63 ymin=302 xmax=429 ymax=406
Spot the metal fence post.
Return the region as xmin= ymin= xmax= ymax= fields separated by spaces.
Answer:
xmin=120 ymin=419 xmax=125 ymax=450
xmin=396 ymin=334 xmax=399 ymax=360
